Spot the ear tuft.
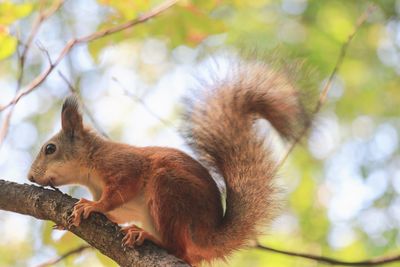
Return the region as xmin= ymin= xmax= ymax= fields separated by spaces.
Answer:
xmin=62 ymin=95 xmax=80 ymax=114
xmin=61 ymin=95 xmax=83 ymax=139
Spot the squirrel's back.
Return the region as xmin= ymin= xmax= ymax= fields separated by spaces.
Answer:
xmin=181 ymin=59 xmax=312 ymax=261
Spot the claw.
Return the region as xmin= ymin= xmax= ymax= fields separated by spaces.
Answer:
xmin=52 ymin=224 xmax=66 ymax=230
xmin=67 ymin=214 xmax=74 ymax=224
xmin=120 ymin=225 xmax=152 ymax=247
xmin=68 ymin=198 xmax=96 ymax=227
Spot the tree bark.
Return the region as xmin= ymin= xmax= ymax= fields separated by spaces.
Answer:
xmin=0 ymin=179 xmax=189 ymax=267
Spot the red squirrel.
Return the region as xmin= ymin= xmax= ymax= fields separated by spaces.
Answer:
xmin=28 ymin=61 xmax=311 ymax=265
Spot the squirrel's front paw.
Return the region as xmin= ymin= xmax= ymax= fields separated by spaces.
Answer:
xmin=68 ymin=198 xmax=97 ymax=227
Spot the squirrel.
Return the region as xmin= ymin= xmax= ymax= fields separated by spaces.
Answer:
xmin=28 ymin=60 xmax=311 ymax=265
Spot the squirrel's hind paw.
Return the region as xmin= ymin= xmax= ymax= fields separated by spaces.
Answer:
xmin=121 ymin=225 xmax=161 ymax=248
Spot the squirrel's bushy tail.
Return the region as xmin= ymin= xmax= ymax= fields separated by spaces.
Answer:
xmin=182 ymin=59 xmax=312 ymax=260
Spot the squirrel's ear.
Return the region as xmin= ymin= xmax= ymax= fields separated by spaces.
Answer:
xmin=61 ymin=95 xmax=83 ymax=139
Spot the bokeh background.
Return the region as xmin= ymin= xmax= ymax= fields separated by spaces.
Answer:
xmin=0 ymin=0 xmax=400 ymax=266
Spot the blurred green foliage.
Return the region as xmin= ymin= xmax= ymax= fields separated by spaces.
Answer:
xmin=0 ymin=0 xmax=399 ymax=266
xmin=0 ymin=2 xmax=32 ymax=60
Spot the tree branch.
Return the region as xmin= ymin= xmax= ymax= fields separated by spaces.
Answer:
xmin=0 ymin=179 xmax=189 ymax=267
xmin=0 ymin=106 xmax=14 ymax=148
xmin=112 ymin=77 xmax=173 ymax=127
xmin=275 ymin=4 xmax=376 ymax=170
xmin=0 ymin=0 xmax=177 ymax=113
xmin=256 ymin=244 xmax=400 ymax=266
xmin=37 ymin=245 xmax=91 ymax=267
xmin=16 ymin=0 xmax=66 ymax=91
xmin=0 ymin=1 xmax=66 ymax=149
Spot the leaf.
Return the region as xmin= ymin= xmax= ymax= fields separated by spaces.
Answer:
xmin=42 ymin=221 xmax=54 ymax=245
xmin=0 ymin=30 xmax=17 ymax=60
xmin=88 ymin=2 xmax=226 ymax=60
xmin=96 ymin=250 xmax=119 ymax=266
xmin=97 ymin=0 xmax=151 ymax=19
xmin=0 ymin=2 xmax=33 ymax=25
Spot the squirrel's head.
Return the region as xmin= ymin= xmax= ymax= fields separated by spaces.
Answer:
xmin=28 ymin=95 xmax=89 ymax=187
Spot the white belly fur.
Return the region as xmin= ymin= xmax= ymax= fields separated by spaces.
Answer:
xmin=78 ymin=170 xmax=161 ymax=241
xmin=106 ymin=194 xmax=161 ymax=241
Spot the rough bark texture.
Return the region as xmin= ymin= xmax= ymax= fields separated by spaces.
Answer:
xmin=0 ymin=179 xmax=189 ymax=267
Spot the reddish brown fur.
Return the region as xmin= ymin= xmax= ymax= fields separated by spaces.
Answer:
xmin=28 ymin=60 xmax=312 ymax=265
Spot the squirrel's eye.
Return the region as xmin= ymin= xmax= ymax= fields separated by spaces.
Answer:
xmin=45 ymin=143 xmax=57 ymax=155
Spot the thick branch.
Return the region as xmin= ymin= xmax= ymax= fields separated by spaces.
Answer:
xmin=0 ymin=179 xmax=189 ymax=267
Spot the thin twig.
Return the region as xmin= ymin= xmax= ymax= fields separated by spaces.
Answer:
xmin=16 ymin=0 xmax=65 ymax=91
xmin=0 ymin=106 xmax=15 ymax=147
xmin=111 ymin=77 xmax=173 ymax=127
xmin=36 ymin=245 xmax=91 ymax=267
xmin=275 ymin=5 xmax=376 ymax=171
xmin=58 ymin=71 xmax=110 ymax=138
xmin=256 ymin=244 xmax=400 ymax=266
xmin=0 ymin=0 xmax=178 ymax=113
xmin=36 ymin=40 xmax=53 ymax=65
